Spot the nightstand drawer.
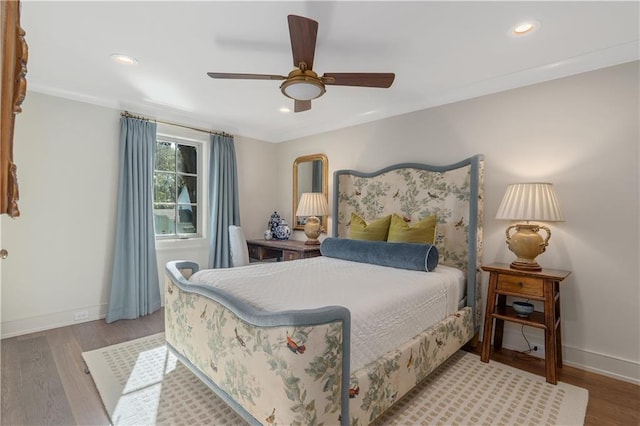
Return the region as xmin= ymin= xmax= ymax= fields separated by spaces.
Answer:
xmin=497 ymin=275 xmax=544 ymax=297
xmin=248 ymin=245 xmax=279 ymax=260
xmin=282 ymin=249 xmax=321 ymax=261
xmin=247 ymin=239 xmax=322 ymax=262
xmin=282 ymin=250 xmax=300 ymax=261
xmin=247 ymin=245 xmax=261 ymax=259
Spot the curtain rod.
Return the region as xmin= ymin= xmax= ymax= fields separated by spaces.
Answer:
xmin=121 ymin=111 xmax=232 ymax=138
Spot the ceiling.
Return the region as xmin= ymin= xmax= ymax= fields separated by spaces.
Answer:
xmin=22 ymin=1 xmax=639 ymax=143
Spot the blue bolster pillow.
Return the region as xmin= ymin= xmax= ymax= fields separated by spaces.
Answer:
xmin=320 ymin=238 xmax=439 ymax=272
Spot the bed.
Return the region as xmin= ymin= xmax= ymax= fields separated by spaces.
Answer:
xmin=164 ymin=154 xmax=484 ymax=425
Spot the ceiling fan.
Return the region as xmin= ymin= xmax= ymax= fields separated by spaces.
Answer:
xmin=207 ymin=15 xmax=395 ymax=112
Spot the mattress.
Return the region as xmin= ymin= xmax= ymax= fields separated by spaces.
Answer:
xmin=190 ymin=256 xmax=465 ymax=372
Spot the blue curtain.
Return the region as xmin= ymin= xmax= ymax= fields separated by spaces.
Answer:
xmin=208 ymin=134 xmax=240 ymax=268
xmin=106 ymin=117 xmax=161 ymax=323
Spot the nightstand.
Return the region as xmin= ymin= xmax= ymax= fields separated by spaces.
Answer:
xmin=480 ymin=263 xmax=571 ymax=384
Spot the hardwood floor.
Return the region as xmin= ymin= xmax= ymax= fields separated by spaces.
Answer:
xmin=1 ymin=310 xmax=165 ymax=425
xmin=1 ymin=310 xmax=638 ymax=425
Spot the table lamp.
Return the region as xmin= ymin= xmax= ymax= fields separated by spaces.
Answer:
xmin=295 ymin=192 xmax=329 ymax=245
xmin=495 ymin=183 xmax=565 ymax=271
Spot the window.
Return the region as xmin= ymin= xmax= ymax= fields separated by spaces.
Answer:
xmin=153 ymin=137 xmax=201 ymax=238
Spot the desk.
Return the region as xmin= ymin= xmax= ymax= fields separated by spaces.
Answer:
xmin=247 ymin=239 xmax=322 ymax=262
xmin=480 ymin=263 xmax=571 ymax=384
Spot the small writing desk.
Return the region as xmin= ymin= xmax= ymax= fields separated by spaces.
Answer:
xmin=247 ymin=239 xmax=322 ymax=262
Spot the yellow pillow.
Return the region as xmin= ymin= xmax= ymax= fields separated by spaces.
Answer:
xmin=349 ymin=213 xmax=391 ymax=241
xmin=387 ymin=213 xmax=437 ymax=244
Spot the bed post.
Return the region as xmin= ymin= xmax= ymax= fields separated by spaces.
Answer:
xmin=468 ymin=154 xmax=484 ymax=333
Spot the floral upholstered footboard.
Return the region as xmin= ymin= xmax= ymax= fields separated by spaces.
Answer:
xmin=165 ymin=261 xmax=352 ymax=426
xmin=349 ymin=307 xmax=473 ymax=424
xmin=165 ymin=261 xmax=473 ymax=426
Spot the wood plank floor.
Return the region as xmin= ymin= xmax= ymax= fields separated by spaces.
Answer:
xmin=1 ymin=310 xmax=638 ymax=425
xmin=1 ymin=310 xmax=165 ymax=425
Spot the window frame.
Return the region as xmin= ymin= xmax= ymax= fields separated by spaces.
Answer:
xmin=153 ymin=133 xmax=205 ymax=241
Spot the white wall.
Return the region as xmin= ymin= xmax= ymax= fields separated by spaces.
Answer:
xmin=275 ymin=61 xmax=640 ymax=383
xmin=234 ymin=134 xmax=281 ymax=240
xmin=1 ymin=92 xmax=278 ymax=337
xmin=1 ymin=93 xmax=120 ymax=335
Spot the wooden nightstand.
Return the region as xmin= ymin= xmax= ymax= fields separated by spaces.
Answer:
xmin=480 ymin=263 xmax=571 ymax=384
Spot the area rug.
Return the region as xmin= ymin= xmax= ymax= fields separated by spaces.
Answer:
xmin=82 ymin=333 xmax=588 ymax=425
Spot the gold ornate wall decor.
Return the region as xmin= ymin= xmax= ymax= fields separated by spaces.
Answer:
xmin=1 ymin=0 xmax=28 ymax=217
xmin=292 ymin=153 xmax=328 ymax=231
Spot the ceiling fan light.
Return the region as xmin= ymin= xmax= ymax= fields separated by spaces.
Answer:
xmin=280 ymin=79 xmax=325 ymax=101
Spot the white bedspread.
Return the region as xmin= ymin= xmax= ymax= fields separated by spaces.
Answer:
xmin=190 ymin=256 xmax=465 ymax=372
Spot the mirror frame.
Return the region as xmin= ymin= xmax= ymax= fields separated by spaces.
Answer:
xmin=292 ymin=153 xmax=328 ymax=231
xmin=1 ymin=0 xmax=27 ymax=217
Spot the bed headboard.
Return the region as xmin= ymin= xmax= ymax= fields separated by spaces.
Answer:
xmin=332 ymin=154 xmax=484 ymax=330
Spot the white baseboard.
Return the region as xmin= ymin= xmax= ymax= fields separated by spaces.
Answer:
xmin=493 ymin=323 xmax=640 ymax=385
xmin=1 ymin=304 xmax=107 ymax=339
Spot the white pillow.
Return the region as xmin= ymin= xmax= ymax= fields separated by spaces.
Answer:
xmin=228 ymin=225 xmax=250 ymax=267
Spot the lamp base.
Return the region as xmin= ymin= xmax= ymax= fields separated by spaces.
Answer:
xmin=303 ymin=216 xmax=322 ymax=245
xmin=510 ymin=260 xmax=542 ymax=271
xmin=505 ymin=223 xmax=551 ymax=272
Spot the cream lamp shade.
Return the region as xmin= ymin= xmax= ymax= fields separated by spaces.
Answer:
xmin=296 ymin=192 xmax=329 ymax=245
xmin=496 ymin=183 xmax=564 ymax=271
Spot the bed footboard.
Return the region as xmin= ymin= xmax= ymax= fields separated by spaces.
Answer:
xmin=165 ymin=261 xmax=351 ymax=426
xmin=350 ymin=307 xmax=474 ymax=424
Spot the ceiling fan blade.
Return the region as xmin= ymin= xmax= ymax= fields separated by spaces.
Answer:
xmin=294 ymin=100 xmax=311 ymax=113
xmin=322 ymin=73 xmax=395 ymax=88
xmin=288 ymin=15 xmax=318 ymax=70
xmin=207 ymin=72 xmax=286 ymax=80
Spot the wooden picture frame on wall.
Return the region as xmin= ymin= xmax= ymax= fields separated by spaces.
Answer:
xmin=1 ymin=0 xmax=27 ymax=217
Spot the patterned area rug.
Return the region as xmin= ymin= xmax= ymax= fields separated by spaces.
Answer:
xmin=82 ymin=333 xmax=588 ymax=425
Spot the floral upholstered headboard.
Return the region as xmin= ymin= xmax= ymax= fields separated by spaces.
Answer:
xmin=332 ymin=154 xmax=484 ymax=330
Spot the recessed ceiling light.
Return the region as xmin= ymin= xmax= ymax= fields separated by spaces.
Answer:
xmin=279 ymin=107 xmax=291 ymax=113
xmin=511 ymin=20 xmax=540 ymax=36
xmin=110 ymin=53 xmax=138 ymax=65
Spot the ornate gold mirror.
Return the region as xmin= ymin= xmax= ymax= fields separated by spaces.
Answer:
xmin=1 ymin=0 xmax=27 ymax=217
xmin=292 ymin=154 xmax=328 ymax=231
